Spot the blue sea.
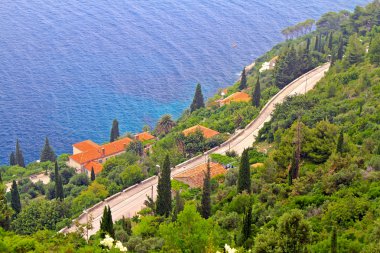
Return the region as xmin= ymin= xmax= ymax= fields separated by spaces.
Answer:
xmin=0 ymin=0 xmax=371 ymax=164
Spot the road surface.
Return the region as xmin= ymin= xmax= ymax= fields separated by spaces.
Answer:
xmin=63 ymin=63 xmax=330 ymax=237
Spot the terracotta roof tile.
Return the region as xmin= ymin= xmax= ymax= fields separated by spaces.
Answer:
xmin=220 ymin=92 xmax=251 ymax=105
xmin=135 ymin=132 xmax=155 ymax=142
xmin=69 ymin=136 xmax=133 ymax=165
xmin=182 ymin=125 xmax=220 ymax=139
xmin=73 ymin=140 xmax=100 ymax=152
xmin=84 ymin=161 xmax=103 ymax=175
xmin=174 ymin=162 xmax=227 ymax=188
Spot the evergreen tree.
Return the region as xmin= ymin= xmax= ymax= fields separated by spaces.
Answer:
xmin=344 ymin=33 xmax=365 ymax=66
xmin=241 ymin=206 xmax=252 ymax=247
xmin=15 ymin=139 xmax=25 ymax=168
xmin=306 ymin=37 xmax=311 ymax=52
xmin=337 ymin=37 xmax=344 ymax=60
xmin=239 ymin=67 xmax=247 ymax=90
xmin=369 ymin=33 xmax=380 ymax=66
xmin=200 ymin=162 xmax=211 ymax=219
xmin=237 ymin=149 xmax=251 ymax=193
xmin=0 ymin=172 xmax=2 ymax=183
xmin=10 ymin=180 xmax=21 ymax=214
xmin=252 ymin=76 xmax=261 ymax=107
xmin=328 ymin=32 xmax=333 ymax=50
xmin=100 ymin=206 xmax=114 ymax=238
xmin=274 ymin=46 xmax=299 ymax=89
xmin=54 ymin=161 xmax=64 ymax=201
xmin=331 ymin=227 xmax=337 ymax=253
xmin=110 ymin=119 xmax=120 ymax=142
xmin=40 ymin=137 xmax=56 ymax=162
xmin=172 ymin=190 xmax=184 ymax=221
xmin=336 ymin=130 xmax=344 ymax=154
xmin=156 ymin=155 xmax=172 ymax=216
xmin=190 ymin=83 xmax=205 ymax=113
xmin=9 ymin=152 xmax=16 ymax=166
xmin=91 ymin=167 xmax=96 ymax=181
xmin=314 ymin=35 xmax=319 ymax=51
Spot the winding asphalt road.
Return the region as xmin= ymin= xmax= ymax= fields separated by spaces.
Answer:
xmin=63 ymin=63 xmax=330 ymax=237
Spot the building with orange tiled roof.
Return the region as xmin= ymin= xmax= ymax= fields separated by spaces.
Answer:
xmin=219 ymin=92 xmax=251 ymax=106
xmin=173 ymin=162 xmax=227 ymax=188
xmin=135 ymin=132 xmax=156 ymax=142
xmin=68 ymin=136 xmax=133 ymax=176
xmin=182 ymin=125 xmax=220 ymax=139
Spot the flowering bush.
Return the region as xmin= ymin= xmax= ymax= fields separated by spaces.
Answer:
xmin=216 ymin=244 xmax=237 ymax=253
xmin=100 ymin=235 xmax=128 ymax=252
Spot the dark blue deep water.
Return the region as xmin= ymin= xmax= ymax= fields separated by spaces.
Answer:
xmin=0 ymin=0 xmax=371 ymax=164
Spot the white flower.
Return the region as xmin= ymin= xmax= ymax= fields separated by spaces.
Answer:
xmin=224 ymin=244 xmax=237 ymax=253
xmin=100 ymin=234 xmax=115 ymax=249
xmin=115 ymin=240 xmax=128 ymax=252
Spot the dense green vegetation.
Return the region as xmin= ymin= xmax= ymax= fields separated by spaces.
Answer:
xmin=1 ymin=1 xmax=380 ymax=252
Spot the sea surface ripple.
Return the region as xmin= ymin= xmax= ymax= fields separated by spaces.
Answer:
xmin=0 ymin=0 xmax=371 ymax=164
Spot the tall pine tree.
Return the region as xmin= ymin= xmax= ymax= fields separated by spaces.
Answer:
xmin=239 ymin=67 xmax=247 ymax=90
xmin=40 ymin=137 xmax=56 ymax=162
xmin=237 ymin=149 xmax=251 ymax=193
xmin=156 ymin=155 xmax=172 ymax=217
xmin=110 ymin=119 xmax=120 ymax=142
xmin=200 ymin=162 xmax=211 ymax=219
xmin=9 ymin=152 xmax=16 ymax=166
xmin=10 ymin=180 xmax=21 ymax=214
xmin=252 ymin=76 xmax=261 ymax=108
xmin=190 ymin=83 xmax=205 ymax=113
xmin=100 ymin=206 xmax=114 ymax=238
xmin=54 ymin=161 xmax=64 ymax=201
xmin=15 ymin=139 xmax=25 ymax=168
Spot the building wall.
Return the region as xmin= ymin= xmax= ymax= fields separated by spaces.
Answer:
xmin=73 ymin=147 xmax=82 ymax=155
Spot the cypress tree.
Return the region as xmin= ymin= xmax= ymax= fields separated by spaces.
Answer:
xmin=239 ymin=67 xmax=247 ymax=90
xmin=306 ymin=37 xmax=311 ymax=52
xmin=190 ymin=83 xmax=205 ymax=113
xmin=9 ymin=152 xmax=16 ymax=166
xmin=336 ymin=130 xmax=344 ymax=154
xmin=110 ymin=119 xmax=120 ymax=142
xmin=91 ymin=167 xmax=96 ymax=181
xmin=100 ymin=206 xmax=114 ymax=238
xmin=156 ymin=155 xmax=172 ymax=217
xmin=314 ymin=35 xmax=319 ymax=51
xmin=331 ymin=227 xmax=337 ymax=253
xmin=15 ymin=139 xmax=25 ymax=168
xmin=337 ymin=37 xmax=344 ymax=60
xmin=328 ymin=32 xmax=333 ymax=51
xmin=172 ymin=190 xmax=184 ymax=221
xmin=10 ymin=180 xmax=21 ymax=214
xmin=237 ymin=149 xmax=251 ymax=193
xmin=252 ymin=76 xmax=261 ymax=108
xmin=200 ymin=162 xmax=211 ymax=219
xmin=241 ymin=206 xmax=252 ymax=246
xmin=54 ymin=161 xmax=64 ymax=201
xmin=40 ymin=137 xmax=56 ymax=162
